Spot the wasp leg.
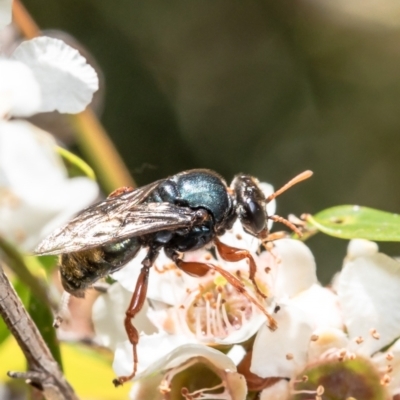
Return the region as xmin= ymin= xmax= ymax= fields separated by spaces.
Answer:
xmin=170 ymin=252 xmax=277 ymax=331
xmin=113 ymin=247 xmax=159 ymax=387
xmin=214 ymin=237 xmax=267 ymax=299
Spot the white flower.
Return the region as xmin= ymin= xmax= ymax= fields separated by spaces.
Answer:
xmin=12 ymin=37 xmax=98 ymax=114
xmin=113 ymin=333 xmax=247 ymax=400
xmin=0 ymin=37 xmax=98 ymax=118
xmin=0 ymin=36 xmax=99 ymax=250
xmin=0 ymin=121 xmax=99 ymax=251
xmin=337 ymin=239 xmax=400 ymax=356
xmin=251 ymin=239 xmax=400 ymax=399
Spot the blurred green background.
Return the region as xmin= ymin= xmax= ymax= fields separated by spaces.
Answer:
xmin=22 ymin=0 xmax=400 ymax=283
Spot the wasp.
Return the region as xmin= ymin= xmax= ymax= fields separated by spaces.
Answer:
xmin=35 ymin=169 xmax=312 ymax=386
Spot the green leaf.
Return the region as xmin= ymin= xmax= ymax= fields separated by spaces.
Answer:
xmin=307 ymin=205 xmax=400 ymax=241
xmin=56 ymin=145 xmax=96 ymax=180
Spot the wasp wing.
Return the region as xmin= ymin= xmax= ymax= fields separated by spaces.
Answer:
xmin=35 ymin=181 xmax=200 ymax=255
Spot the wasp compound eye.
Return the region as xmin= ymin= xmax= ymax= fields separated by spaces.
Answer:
xmin=232 ymin=174 xmax=267 ymax=236
xmin=242 ymin=197 xmax=267 ymax=235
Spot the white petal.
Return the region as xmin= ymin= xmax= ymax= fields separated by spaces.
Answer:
xmin=219 ymin=219 xmax=261 ymax=255
xmin=251 ymin=304 xmax=314 ymax=378
xmin=25 ymin=177 xmax=98 ymax=251
xmin=346 ymin=239 xmax=379 ymax=260
xmin=12 ymin=37 xmax=98 ymax=113
xmin=307 ymin=327 xmax=349 ymax=363
xmin=0 ymin=120 xmax=64 ymax=188
xmin=0 ymin=0 xmax=12 ymax=31
xmin=113 ymin=333 xmax=195 ymax=378
xmin=111 ymin=248 xmax=146 ymax=291
xmin=260 ymin=380 xmax=290 ymax=400
xmin=0 ymin=59 xmax=41 ymax=117
xmin=129 ymin=374 xmax=164 ymax=400
xmin=157 ymin=343 xmax=237 ymax=373
xmin=92 ymin=282 xmax=156 ymax=351
xmin=291 ymin=284 xmax=343 ymax=330
xmin=259 ymin=182 xmax=276 ymax=230
xmin=112 ymin=249 xmax=198 ymax=305
xmin=225 ymin=372 xmax=247 ymax=400
xmin=127 ymin=342 xmax=247 ymax=400
xmin=271 ymin=239 xmax=317 ymax=298
xmin=0 ymin=120 xmax=99 ymax=250
xmin=227 ymin=345 xmax=246 ymax=365
xmin=338 ymin=252 xmax=400 ymax=355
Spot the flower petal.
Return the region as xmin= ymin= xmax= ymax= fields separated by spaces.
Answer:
xmin=259 ymin=182 xmax=276 ymax=225
xmin=291 ymin=284 xmax=343 ymax=330
xmin=260 ymin=380 xmax=290 ymax=400
xmin=270 ymin=239 xmax=317 ymax=299
xmin=346 ymin=238 xmax=379 ymax=260
xmin=126 ymin=341 xmax=247 ymax=400
xmin=12 ymin=37 xmax=98 ymax=113
xmin=251 ymin=304 xmax=314 ymax=378
xmin=0 ymin=120 xmax=99 ymax=250
xmin=113 ymin=333 xmax=195 ymax=378
xmin=0 ymin=59 xmax=41 ymax=117
xmin=112 ymin=249 xmax=199 ymax=305
xmin=338 ymin=243 xmax=400 ymax=355
xmin=92 ymin=282 xmax=157 ymax=351
xmin=307 ymin=327 xmax=349 ymax=363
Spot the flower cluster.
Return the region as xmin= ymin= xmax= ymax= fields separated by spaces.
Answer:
xmin=0 ymin=9 xmax=99 ymax=251
xmin=92 ymin=178 xmax=400 ymax=399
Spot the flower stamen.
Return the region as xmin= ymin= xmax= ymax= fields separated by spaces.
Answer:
xmin=181 ymin=382 xmax=227 ymax=399
xmin=292 ymin=384 xmax=325 ymax=400
xmin=370 ymin=328 xmax=380 ymax=340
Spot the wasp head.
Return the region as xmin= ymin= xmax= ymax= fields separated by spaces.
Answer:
xmin=232 ymin=175 xmax=268 ymax=238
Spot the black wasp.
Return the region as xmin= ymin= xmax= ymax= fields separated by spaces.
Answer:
xmin=35 ymin=168 xmax=312 ymax=386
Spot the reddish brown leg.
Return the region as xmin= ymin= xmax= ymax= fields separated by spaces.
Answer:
xmin=112 ymin=264 xmax=150 ymax=387
xmin=214 ymin=237 xmax=266 ymax=299
xmin=173 ymin=254 xmax=277 ymax=331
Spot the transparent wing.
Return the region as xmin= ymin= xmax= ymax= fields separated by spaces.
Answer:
xmin=35 ymin=181 xmax=201 ymax=255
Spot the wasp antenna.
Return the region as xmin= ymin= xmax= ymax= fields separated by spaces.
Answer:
xmin=269 ymin=215 xmax=303 ymax=237
xmin=266 ymin=170 xmax=313 ymax=203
